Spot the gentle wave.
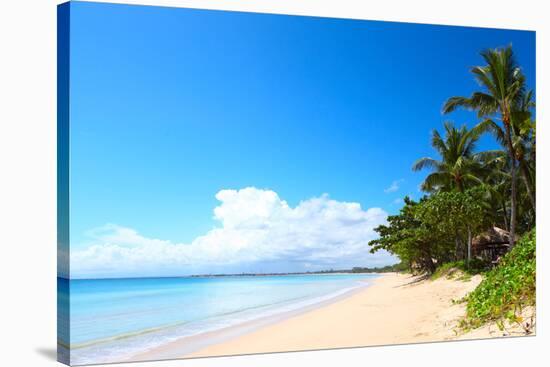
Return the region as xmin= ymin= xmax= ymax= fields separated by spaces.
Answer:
xmin=71 ymin=292 xmax=322 ymax=349
xmin=68 ymin=274 xmax=376 ymax=364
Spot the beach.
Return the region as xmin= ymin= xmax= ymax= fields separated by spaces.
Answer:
xmin=134 ymin=272 xmax=534 ymax=362
xmin=68 ymin=274 xmax=378 ymax=365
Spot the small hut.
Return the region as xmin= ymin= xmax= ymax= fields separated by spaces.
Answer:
xmin=472 ymin=226 xmax=516 ymax=263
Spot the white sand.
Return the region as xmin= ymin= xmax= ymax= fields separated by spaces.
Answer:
xmin=135 ymin=273 xmax=534 ymax=362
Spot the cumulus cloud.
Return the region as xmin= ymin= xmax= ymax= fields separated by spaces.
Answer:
xmin=71 ymin=187 xmax=393 ymax=278
xmin=384 ymin=179 xmax=404 ymax=193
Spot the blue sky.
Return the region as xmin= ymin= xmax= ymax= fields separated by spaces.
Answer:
xmin=67 ymin=1 xmax=535 ymax=278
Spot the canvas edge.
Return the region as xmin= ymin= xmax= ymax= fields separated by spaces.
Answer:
xmin=57 ymin=1 xmax=71 ymax=365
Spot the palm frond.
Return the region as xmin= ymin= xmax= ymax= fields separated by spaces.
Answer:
xmin=412 ymin=157 xmax=441 ymax=172
xmin=442 ymin=96 xmax=472 ymax=114
xmin=421 ymin=172 xmax=450 ymax=193
xmin=475 ymin=119 xmax=506 ymax=147
xmin=430 ymin=129 xmax=447 ymax=156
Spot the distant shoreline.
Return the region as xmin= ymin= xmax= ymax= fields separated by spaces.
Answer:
xmin=62 ymin=267 xmax=397 ymax=281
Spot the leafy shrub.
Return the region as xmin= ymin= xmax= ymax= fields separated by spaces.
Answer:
xmin=369 ymin=192 xmax=486 ymax=275
xmin=464 ymin=229 xmax=536 ymax=329
xmin=431 ymin=258 xmax=489 ymax=280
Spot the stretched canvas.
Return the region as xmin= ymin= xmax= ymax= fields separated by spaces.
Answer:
xmin=57 ymin=1 xmax=537 ymax=365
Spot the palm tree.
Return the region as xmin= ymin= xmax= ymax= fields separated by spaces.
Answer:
xmin=412 ymin=121 xmax=489 ymax=193
xmin=413 ymin=122 xmax=501 ymax=265
xmin=512 ymin=89 xmax=536 ymax=212
xmin=442 ymin=46 xmax=526 ymax=247
xmin=478 ymin=152 xmax=511 ymax=230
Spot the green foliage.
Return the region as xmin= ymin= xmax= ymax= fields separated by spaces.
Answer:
xmin=431 ymin=259 xmax=489 ymax=281
xmin=388 ymin=45 xmax=537 ymax=332
xmin=417 ymin=188 xmax=488 ymax=240
xmin=350 ymin=262 xmax=408 ymax=273
xmin=443 ymin=46 xmax=537 ymax=248
xmin=369 ymin=197 xmax=440 ymax=274
xmin=389 ymin=261 xmax=411 ymax=272
xmin=412 ymin=122 xmax=490 ymax=193
xmin=369 ymin=190 xmax=487 ymax=274
xmin=464 ymin=229 xmax=536 ymax=329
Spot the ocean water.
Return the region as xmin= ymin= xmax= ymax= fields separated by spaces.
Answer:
xmin=60 ymin=274 xmax=378 ymax=364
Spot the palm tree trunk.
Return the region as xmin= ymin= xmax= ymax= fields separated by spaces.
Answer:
xmin=501 ymin=201 xmax=509 ymax=231
xmin=519 ymin=161 xmax=536 ymax=212
xmin=504 ymin=122 xmax=517 ymax=248
xmin=467 ymin=226 xmax=472 ymax=267
xmin=425 ymin=257 xmax=436 ymax=274
xmin=455 ymin=236 xmax=460 ymax=261
xmin=510 ymin=160 xmax=517 ymax=247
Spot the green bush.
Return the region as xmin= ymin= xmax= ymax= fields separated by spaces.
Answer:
xmin=464 ymin=229 xmax=536 ymax=329
xmin=431 ymin=258 xmax=489 ymax=280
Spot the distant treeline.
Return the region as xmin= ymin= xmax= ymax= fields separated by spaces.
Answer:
xmin=189 ymin=264 xmax=405 ymax=278
xmin=350 ymin=263 xmax=408 ymax=273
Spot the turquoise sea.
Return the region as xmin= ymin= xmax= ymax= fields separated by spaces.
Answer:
xmin=59 ymin=274 xmax=378 ymax=364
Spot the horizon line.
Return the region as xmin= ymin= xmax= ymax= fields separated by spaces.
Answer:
xmin=58 ymin=266 xmax=398 ymax=281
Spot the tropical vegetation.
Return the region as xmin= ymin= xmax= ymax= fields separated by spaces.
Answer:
xmin=369 ymin=45 xmax=536 ymax=330
xmin=464 ymin=229 xmax=535 ymax=332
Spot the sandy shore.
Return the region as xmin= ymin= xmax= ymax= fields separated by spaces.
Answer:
xmin=135 ymin=273 xmax=534 ymax=362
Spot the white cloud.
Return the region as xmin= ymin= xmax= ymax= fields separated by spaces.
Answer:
xmin=71 ymin=187 xmax=393 ymax=278
xmin=384 ymin=179 xmax=404 ymax=193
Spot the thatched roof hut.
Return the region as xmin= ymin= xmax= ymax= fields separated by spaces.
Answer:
xmin=472 ymin=226 xmax=517 ymax=261
xmin=472 ymin=226 xmax=515 ymax=247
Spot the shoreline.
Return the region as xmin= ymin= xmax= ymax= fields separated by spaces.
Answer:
xmin=129 ymin=272 xmax=533 ymax=363
xmin=129 ymin=276 xmax=377 ymax=362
